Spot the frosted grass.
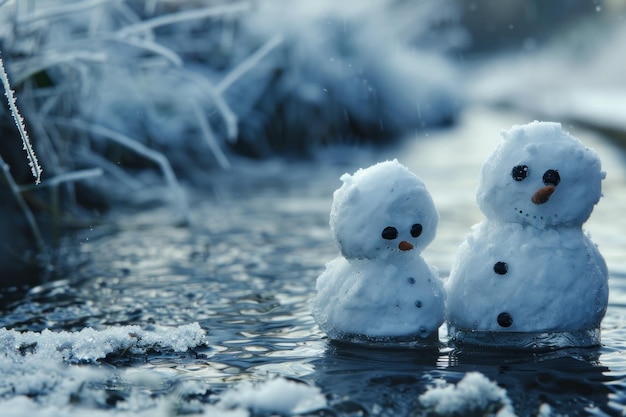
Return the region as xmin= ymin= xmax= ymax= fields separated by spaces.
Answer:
xmin=0 ymin=0 xmax=461 ymax=241
xmin=192 ymin=102 xmax=231 ymax=170
xmin=0 ymin=54 xmax=47 ymax=258
xmin=58 ymin=119 xmax=194 ymax=226
xmin=0 ymin=55 xmax=42 ymax=184
xmin=115 ymin=2 xmax=252 ymax=37
xmin=0 ymin=0 xmax=262 ymax=226
xmin=216 ymin=34 xmax=283 ymax=95
xmin=16 ymin=0 xmax=112 ymax=25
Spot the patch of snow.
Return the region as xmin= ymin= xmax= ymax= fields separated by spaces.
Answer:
xmin=0 ymin=323 xmax=327 ymax=416
xmin=219 ymin=376 xmax=326 ymax=415
xmin=0 ymin=324 xmax=207 ymax=414
xmin=0 ymin=323 xmax=205 ymax=364
xmin=419 ymin=372 xmax=516 ymax=417
xmin=537 ymin=403 xmax=554 ymax=417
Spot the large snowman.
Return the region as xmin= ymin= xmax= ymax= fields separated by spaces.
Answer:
xmin=446 ymin=122 xmax=608 ymax=347
xmin=312 ymin=160 xmax=445 ymax=344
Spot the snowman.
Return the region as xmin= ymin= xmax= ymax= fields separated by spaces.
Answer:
xmin=311 ymin=160 xmax=445 ymax=344
xmin=446 ymin=122 xmax=608 ymax=347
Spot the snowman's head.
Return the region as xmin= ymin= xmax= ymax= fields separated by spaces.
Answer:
xmin=477 ymin=122 xmax=604 ymax=228
xmin=330 ymin=159 xmax=438 ymax=260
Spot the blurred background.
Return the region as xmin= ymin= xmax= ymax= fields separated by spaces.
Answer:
xmin=1 ymin=0 xmax=625 ymax=284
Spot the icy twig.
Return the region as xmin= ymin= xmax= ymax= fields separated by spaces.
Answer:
xmin=19 ymin=168 xmax=103 ymax=191
xmin=144 ymin=0 xmax=159 ymax=16
xmin=26 ymin=109 xmax=61 ymax=167
xmin=41 ymin=36 xmax=184 ymax=68
xmin=192 ymin=101 xmax=231 ymax=170
xmin=55 ymin=119 xmax=193 ymax=226
xmin=216 ymin=34 xmax=283 ymax=94
xmin=11 ymin=51 xmax=107 ymax=85
xmin=76 ymin=149 xmax=143 ymax=191
xmin=180 ymin=70 xmax=238 ymax=142
xmin=111 ymin=0 xmax=142 ymax=26
xmin=16 ymin=0 xmax=111 ymax=25
xmin=174 ymin=35 xmax=283 ymax=146
xmin=116 ymin=2 xmax=251 ymax=37
xmin=0 ymin=54 xmax=42 ymax=184
xmin=113 ymin=36 xmax=183 ymax=67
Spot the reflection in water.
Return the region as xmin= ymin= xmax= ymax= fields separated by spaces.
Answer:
xmin=446 ymin=347 xmax=615 ymax=417
xmin=308 ymin=340 xmax=618 ymax=417
xmin=310 ymin=341 xmax=443 ymax=416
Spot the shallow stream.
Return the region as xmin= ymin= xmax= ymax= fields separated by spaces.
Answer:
xmin=2 ymin=108 xmax=626 ymax=416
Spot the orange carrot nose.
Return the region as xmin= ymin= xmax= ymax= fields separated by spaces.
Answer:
xmin=531 ymin=185 xmax=556 ymax=204
xmin=399 ymin=241 xmax=414 ymax=251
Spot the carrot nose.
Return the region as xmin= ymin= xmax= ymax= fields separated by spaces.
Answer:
xmin=531 ymin=185 xmax=556 ymax=204
xmin=399 ymin=241 xmax=413 ymax=251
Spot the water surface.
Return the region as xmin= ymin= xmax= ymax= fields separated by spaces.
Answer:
xmin=2 ymin=108 xmax=626 ymax=416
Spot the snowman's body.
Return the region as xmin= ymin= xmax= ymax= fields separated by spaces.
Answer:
xmin=447 ymin=221 xmax=607 ymax=333
xmin=315 ymin=252 xmax=444 ymax=340
xmin=312 ymin=160 xmax=445 ymax=344
xmin=446 ymin=122 xmax=608 ymax=347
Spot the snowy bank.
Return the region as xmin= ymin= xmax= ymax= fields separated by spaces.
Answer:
xmin=0 ymin=324 xmax=205 ymax=411
xmin=0 ymin=323 xmax=206 ymax=364
xmin=0 ymin=323 xmax=329 ymax=416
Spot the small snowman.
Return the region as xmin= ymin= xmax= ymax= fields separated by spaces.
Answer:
xmin=446 ymin=122 xmax=608 ymax=347
xmin=312 ymin=160 xmax=445 ymax=344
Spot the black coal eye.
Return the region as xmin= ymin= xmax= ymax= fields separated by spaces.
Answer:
xmin=543 ymin=169 xmax=560 ymax=186
xmin=410 ymin=224 xmax=422 ymax=238
xmin=493 ymin=261 xmax=508 ymax=275
xmin=497 ymin=312 xmax=513 ymax=328
xmin=381 ymin=226 xmax=398 ymax=240
xmin=511 ymin=165 xmax=528 ymax=181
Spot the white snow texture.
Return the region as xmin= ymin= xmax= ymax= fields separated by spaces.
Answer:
xmin=446 ymin=122 xmax=609 ymax=336
xmin=220 ymin=377 xmax=326 ymax=415
xmin=312 ymin=160 xmax=445 ymax=341
xmin=0 ymin=324 xmax=328 ymax=416
xmin=0 ymin=324 xmax=205 ymax=415
xmin=419 ymin=372 xmax=516 ymax=417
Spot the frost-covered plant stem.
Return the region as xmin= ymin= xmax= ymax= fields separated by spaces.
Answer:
xmin=0 ymin=54 xmax=42 ymax=184
xmin=19 ymin=168 xmax=103 ymax=191
xmin=57 ymin=119 xmax=194 ymax=226
xmin=216 ymin=34 xmax=283 ymax=94
xmin=192 ymin=102 xmax=231 ymax=170
xmin=16 ymin=0 xmax=110 ymax=25
xmin=0 ymin=53 xmax=49 ymax=262
xmin=116 ymin=1 xmax=251 ymax=37
xmin=180 ymin=70 xmax=239 ymax=141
